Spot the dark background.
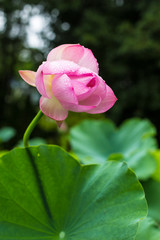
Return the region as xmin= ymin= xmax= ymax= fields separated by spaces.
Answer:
xmin=1 ymin=0 xmax=160 ymax=147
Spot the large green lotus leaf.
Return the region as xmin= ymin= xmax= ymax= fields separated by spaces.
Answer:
xmin=143 ymin=179 xmax=160 ymax=223
xmin=70 ymin=118 xmax=157 ymax=179
xmin=0 ymin=145 xmax=147 ymax=240
xmin=135 ymin=217 xmax=160 ymax=240
xmin=0 ymin=150 xmax=8 ymax=157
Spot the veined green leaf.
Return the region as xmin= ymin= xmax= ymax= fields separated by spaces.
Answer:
xmin=0 ymin=145 xmax=147 ymax=239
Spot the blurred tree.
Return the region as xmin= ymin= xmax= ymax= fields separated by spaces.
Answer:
xmin=1 ymin=0 xmax=160 ymax=145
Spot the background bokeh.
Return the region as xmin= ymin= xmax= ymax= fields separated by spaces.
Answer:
xmin=1 ymin=0 xmax=160 ymax=148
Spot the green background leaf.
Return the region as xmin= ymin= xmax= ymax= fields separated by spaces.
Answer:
xmin=143 ymin=179 xmax=160 ymax=224
xmin=0 ymin=127 xmax=16 ymax=143
xmin=135 ymin=217 xmax=160 ymax=240
xmin=17 ymin=137 xmax=47 ymax=147
xmin=70 ymin=118 xmax=157 ymax=179
xmin=151 ymin=150 xmax=160 ymax=182
xmin=0 ymin=145 xmax=147 ymax=239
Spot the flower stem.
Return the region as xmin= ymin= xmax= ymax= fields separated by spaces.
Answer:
xmin=23 ymin=110 xmax=44 ymax=148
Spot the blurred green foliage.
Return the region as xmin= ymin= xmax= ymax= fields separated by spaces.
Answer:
xmin=136 ymin=217 xmax=160 ymax=240
xmin=1 ymin=0 xmax=160 ymax=145
xmin=151 ymin=150 xmax=160 ymax=182
xmin=69 ymin=117 xmax=160 ymax=237
xmin=69 ymin=118 xmax=158 ymax=180
xmin=0 ymin=127 xmax=16 ymax=143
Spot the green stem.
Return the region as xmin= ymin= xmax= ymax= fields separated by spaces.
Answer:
xmin=23 ymin=110 xmax=44 ymax=148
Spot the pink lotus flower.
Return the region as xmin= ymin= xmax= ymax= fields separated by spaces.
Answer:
xmin=19 ymin=44 xmax=117 ymax=121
